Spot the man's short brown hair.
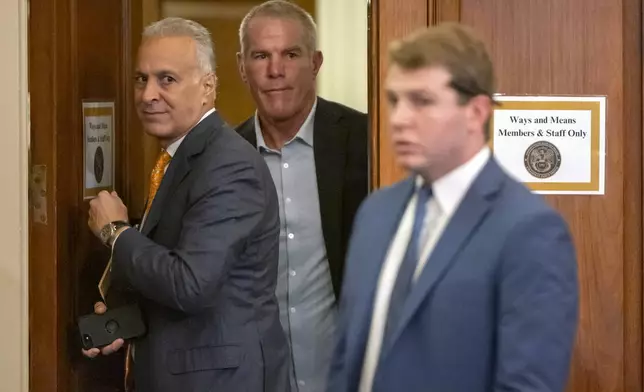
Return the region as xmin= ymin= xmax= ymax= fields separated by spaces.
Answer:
xmin=388 ymin=22 xmax=496 ymax=105
xmin=239 ymin=0 xmax=317 ymax=55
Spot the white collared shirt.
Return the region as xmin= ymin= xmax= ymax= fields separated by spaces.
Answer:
xmin=164 ymin=108 xmax=216 ymax=158
xmin=253 ymin=99 xmax=317 ymax=149
xmin=358 ymin=146 xmax=491 ymax=392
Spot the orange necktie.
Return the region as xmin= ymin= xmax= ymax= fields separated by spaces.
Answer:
xmin=124 ymin=148 xmax=171 ymax=391
xmin=144 ymin=149 xmax=172 ymax=217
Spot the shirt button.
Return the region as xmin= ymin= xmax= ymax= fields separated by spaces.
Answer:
xmin=288 ymin=233 xmax=294 ymax=239
xmin=298 ymin=380 xmax=306 ymax=387
xmin=283 ymin=163 xmax=289 ymax=169
xmin=290 ymin=307 xmax=296 ymax=313
xmin=286 ymin=197 xmax=291 ymax=203
xmin=290 ymin=270 xmax=296 ymax=277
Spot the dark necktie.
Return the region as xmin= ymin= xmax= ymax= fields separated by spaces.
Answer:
xmin=381 ymin=185 xmax=432 ymax=348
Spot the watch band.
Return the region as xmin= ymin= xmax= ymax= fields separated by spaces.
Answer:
xmin=104 ymin=220 xmax=130 ymax=247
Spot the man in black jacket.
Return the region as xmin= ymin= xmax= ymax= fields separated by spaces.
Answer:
xmin=235 ymin=2 xmax=369 ymax=391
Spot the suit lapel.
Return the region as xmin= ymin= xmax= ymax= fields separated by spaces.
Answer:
xmin=142 ymin=112 xmax=223 ymax=236
xmin=313 ymin=98 xmax=348 ymax=285
xmin=236 ymin=116 xmax=257 ymax=147
xmin=383 ymin=159 xmax=505 ymax=355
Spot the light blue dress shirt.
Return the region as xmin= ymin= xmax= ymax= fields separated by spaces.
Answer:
xmin=254 ymin=100 xmax=337 ymax=392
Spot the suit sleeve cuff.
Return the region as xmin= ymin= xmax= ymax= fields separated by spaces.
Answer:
xmin=110 ymin=226 xmax=132 ymax=251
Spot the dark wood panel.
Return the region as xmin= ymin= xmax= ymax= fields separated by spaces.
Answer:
xmin=71 ymin=0 xmax=128 ymax=389
xmin=428 ymin=0 xmax=460 ymax=24
xmin=369 ymin=0 xmax=428 ymax=188
xmin=124 ymin=0 xmax=147 ymax=218
xmin=459 ymin=0 xmax=642 ymax=391
xmin=141 ymin=0 xmax=162 ymax=197
xmin=28 ymin=0 xmax=67 ymax=388
xmin=623 ymin=0 xmax=643 ymax=390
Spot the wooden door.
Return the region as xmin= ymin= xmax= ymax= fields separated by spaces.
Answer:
xmin=369 ymin=0 xmax=643 ymax=391
xmin=28 ymin=0 xmax=146 ymax=390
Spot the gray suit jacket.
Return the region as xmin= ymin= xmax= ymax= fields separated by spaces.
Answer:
xmin=329 ymin=158 xmax=579 ymax=392
xmin=112 ymin=112 xmax=290 ymax=392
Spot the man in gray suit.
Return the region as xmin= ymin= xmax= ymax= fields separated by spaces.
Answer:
xmin=83 ymin=17 xmax=289 ymax=392
xmin=329 ymin=23 xmax=578 ymax=392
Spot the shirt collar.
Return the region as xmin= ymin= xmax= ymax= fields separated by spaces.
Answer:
xmin=416 ymin=146 xmax=491 ymax=217
xmin=254 ymin=98 xmax=317 ymax=150
xmin=165 ymin=108 xmax=215 ymax=157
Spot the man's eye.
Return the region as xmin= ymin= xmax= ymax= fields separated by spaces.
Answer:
xmin=411 ymin=96 xmax=432 ymax=106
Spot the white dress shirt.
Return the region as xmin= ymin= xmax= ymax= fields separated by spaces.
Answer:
xmin=358 ymin=146 xmax=491 ymax=392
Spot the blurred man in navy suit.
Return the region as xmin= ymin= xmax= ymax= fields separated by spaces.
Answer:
xmin=328 ymin=22 xmax=579 ymax=392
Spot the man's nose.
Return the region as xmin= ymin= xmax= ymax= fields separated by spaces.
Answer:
xmin=268 ymin=58 xmax=285 ymax=78
xmin=390 ymin=101 xmax=413 ymax=130
xmin=141 ymin=80 xmax=160 ymax=102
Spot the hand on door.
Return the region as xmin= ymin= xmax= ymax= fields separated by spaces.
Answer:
xmin=81 ymin=301 xmax=125 ymax=358
xmin=88 ymin=190 xmax=129 ymax=238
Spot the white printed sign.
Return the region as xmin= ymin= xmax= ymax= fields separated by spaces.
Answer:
xmin=491 ymin=96 xmax=606 ymax=195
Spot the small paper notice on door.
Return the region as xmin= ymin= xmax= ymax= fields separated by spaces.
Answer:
xmin=83 ymin=101 xmax=115 ymax=199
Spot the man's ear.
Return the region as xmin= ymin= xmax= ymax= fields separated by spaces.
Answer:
xmin=236 ymin=52 xmax=248 ymax=84
xmin=312 ymin=50 xmax=323 ymax=77
xmin=467 ymin=94 xmax=492 ymax=137
xmin=202 ymin=72 xmax=217 ymax=103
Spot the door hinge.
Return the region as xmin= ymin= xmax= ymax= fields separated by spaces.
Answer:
xmin=30 ymin=165 xmax=47 ymax=224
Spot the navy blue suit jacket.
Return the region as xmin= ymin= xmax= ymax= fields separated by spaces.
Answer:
xmin=328 ymin=158 xmax=578 ymax=392
xmin=112 ymin=112 xmax=290 ymax=391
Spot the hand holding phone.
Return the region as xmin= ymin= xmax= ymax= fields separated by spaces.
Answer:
xmin=79 ymin=302 xmax=146 ymax=358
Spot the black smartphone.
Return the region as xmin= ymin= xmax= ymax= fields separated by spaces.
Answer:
xmin=78 ymin=303 xmax=147 ymax=350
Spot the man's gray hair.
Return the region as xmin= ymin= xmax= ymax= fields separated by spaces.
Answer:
xmin=143 ymin=17 xmax=216 ymax=74
xmin=239 ymin=0 xmax=317 ymax=55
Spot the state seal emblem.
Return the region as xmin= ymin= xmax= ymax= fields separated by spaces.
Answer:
xmin=94 ymin=146 xmax=104 ymax=184
xmin=523 ymin=141 xmax=562 ymax=179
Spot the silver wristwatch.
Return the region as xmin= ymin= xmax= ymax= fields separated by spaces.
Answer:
xmin=99 ymin=220 xmax=130 ymax=247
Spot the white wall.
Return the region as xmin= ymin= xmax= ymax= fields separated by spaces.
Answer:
xmin=316 ymin=0 xmax=368 ymax=113
xmin=0 ymin=0 xmax=29 ymax=391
